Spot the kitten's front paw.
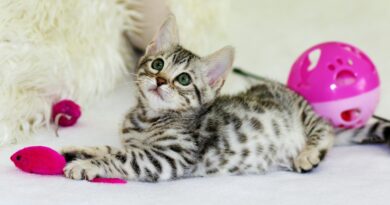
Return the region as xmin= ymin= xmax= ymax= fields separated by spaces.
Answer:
xmin=64 ymin=159 xmax=102 ymax=180
xmin=293 ymin=149 xmax=321 ymax=173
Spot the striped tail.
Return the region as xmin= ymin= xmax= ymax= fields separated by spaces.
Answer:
xmin=335 ymin=118 xmax=390 ymax=146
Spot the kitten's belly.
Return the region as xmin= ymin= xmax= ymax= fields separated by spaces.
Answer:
xmin=194 ymin=112 xmax=306 ymax=176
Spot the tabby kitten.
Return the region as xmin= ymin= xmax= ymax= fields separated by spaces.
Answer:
xmin=61 ymin=15 xmax=389 ymax=182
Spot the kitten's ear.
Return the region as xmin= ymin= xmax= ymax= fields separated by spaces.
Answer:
xmin=203 ymin=46 xmax=235 ymax=91
xmin=145 ymin=14 xmax=179 ymax=55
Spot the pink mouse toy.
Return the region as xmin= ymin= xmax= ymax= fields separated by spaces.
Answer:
xmin=287 ymin=42 xmax=380 ymax=128
xmin=10 ymin=146 xmax=127 ymax=184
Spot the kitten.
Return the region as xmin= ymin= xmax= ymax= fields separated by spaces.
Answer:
xmin=61 ymin=15 xmax=390 ymax=182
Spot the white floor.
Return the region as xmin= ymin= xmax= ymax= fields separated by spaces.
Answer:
xmin=2 ymin=0 xmax=390 ymax=204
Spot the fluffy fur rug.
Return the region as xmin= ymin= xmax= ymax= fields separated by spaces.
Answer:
xmin=0 ymin=0 xmax=230 ymax=145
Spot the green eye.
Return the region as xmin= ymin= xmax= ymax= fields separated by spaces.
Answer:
xmin=176 ymin=73 xmax=192 ymax=86
xmin=151 ymin=58 xmax=164 ymax=71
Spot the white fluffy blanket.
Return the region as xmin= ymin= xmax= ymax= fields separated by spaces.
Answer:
xmin=0 ymin=0 xmax=229 ymax=145
xmin=0 ymin=0 xmax=137 ymax=144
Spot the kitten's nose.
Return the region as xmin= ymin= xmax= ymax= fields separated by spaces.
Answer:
xmin=156 ymin=77 xmax=167 ymax=86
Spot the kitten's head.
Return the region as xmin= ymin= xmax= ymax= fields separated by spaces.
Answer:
xmin=136 ymin=15 xmax=234 ymax=112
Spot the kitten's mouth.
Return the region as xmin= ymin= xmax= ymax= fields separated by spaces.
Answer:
xmin=148 ymin=87 xmax=164 ymax=100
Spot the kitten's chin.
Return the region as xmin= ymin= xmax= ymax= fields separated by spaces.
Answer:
xmin=144 ymin=89 xmax=171 ymax=110
xmin=144 ymin=93 xmax=183 ymax=111
xmin=148 ymin=88 xmax=165 ymax=101
xmin=141 ymin=86 xmax=183 ymax=111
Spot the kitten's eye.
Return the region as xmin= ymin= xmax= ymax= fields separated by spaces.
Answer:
xmin=151 ymin=58 xmax=164 ymax=71
xmin=176 ymin=73 xmax=192 ymax=86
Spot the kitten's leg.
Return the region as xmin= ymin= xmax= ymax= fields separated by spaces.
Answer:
xmin=64 ymin=153 xmax=129 ymax=181
xmin=63 ymin=144 xmax=196 ymax=182
xmin=334 ymin=120 xmax=390 ymax=146
xmin=293 ymin=104 xmax=335 ymax=173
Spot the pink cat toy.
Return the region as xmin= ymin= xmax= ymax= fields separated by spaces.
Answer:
xmin=10 ymin=146 xmax=127 ymax=184
xmin=287 ymin=42 xmax=380 ymax=128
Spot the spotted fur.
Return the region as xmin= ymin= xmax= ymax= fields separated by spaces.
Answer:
xmin=61 ymin=15 xmax=336 ymax=182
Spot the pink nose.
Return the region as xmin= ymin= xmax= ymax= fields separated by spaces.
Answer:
xmin=156 ymin=77 xmax=167 ymax=86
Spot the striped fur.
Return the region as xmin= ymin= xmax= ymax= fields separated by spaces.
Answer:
xmin=335 ymin=120 xmax=390 ymax=146
xmin=61 ymin=15 xmax=339 ymax=182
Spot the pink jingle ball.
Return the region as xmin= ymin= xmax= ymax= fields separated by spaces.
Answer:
xmin=287 ymin=42 xmax=380 ymax=128
xmin=51 ymin=100 xmax=81 ymax=127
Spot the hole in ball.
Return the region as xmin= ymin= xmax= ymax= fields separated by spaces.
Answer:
xmin=328 ymin=64 xmax=336 ymax=71
xmin=336 ymin=70 xmax=356 ymax=86
xmin=339 ymin=43 xmax=355 ymax=53
xmin=341 ymin=108 xmax=361 ymax=122
xmin=306 ymin=49 xmax=321 ymax=71
xmin=347 ymin=59 xmax=353 ymax=66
